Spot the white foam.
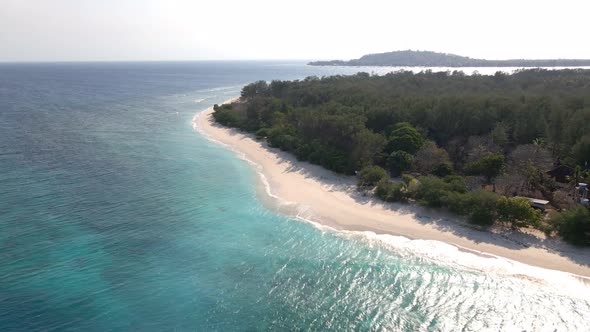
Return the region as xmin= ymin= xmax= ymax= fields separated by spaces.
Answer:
xmin=197 ymin=85 xmax=242 ymax=93
xmin=295 ymin=217 xmax=590 ymax=299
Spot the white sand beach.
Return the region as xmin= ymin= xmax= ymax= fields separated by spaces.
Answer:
xmin=195 ymin=99 xmax=590 ymax=278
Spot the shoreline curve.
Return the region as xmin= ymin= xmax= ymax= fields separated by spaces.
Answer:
xmin=193 ymin=98 xmax=590 ymax=284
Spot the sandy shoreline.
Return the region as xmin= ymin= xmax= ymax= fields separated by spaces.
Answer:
xmin=195 ymin=99 xmax=590 ymax=279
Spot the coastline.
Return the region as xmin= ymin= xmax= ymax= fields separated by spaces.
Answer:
xmin=194 ymin=99 xmax=590 ymax=279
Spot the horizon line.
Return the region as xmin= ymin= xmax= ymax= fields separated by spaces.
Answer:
xmin=0 ymin=58 xmax=320 ymax=65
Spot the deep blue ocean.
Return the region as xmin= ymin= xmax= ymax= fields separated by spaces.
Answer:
xmin=1 ymin=61 xmax=589 ymax=331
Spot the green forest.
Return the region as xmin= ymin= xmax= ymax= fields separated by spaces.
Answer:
xmin=213 ymin=69 xmax=590 ymax=246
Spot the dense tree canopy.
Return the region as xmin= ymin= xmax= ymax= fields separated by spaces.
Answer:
xmin=357 ymin=165 xmax=389 ymax=187
xmin=497 ymin=197 xmax=542 ymax=228
xmin=466 ymin=154 xmax=505 ymax=183
xmin=216 ymin=69 xmax=590 ymax=174
xmin=552 ymin=207 xmax=590 ymax=246
xmin=387 ymin=122 xmax=424 ymax=154
xmin=387 ymin=150 xmax=414 ymax=176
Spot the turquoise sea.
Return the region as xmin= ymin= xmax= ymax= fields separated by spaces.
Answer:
xmin=0 ymin=61 xmax=589 ymax=331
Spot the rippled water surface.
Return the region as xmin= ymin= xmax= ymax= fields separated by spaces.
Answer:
xmin=1 ymin=62 xmax=589 ymax=331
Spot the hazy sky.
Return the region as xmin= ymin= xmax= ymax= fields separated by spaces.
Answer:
xmin=2 ymin=0 xmax=590 ymax=62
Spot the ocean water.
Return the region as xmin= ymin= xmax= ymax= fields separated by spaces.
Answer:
xmin=0 ymin=61 xmax=589 ymax=331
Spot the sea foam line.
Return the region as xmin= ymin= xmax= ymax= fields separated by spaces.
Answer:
xmin=192 ymin=101 xmax=590 ymax=298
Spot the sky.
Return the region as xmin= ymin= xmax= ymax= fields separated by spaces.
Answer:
xmin=1 ymin=0 xmax=590 ymax=62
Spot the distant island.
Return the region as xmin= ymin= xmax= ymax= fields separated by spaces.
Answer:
xmin=308 ymin=50 xmax=590 ymax=67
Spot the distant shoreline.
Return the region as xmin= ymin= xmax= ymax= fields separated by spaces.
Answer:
xmin=309 ymin=50 xmax=590 ymax=67
xmin=195 ymin=99 xmax=590 ymax=279
xmin=309 ymin=63 xmax=590 ymax=68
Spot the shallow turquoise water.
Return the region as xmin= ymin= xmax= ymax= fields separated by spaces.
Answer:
xmin=0 ymin=62 xmax=589 ymax=331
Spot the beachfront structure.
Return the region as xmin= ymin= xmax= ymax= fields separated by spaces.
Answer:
xmin=575 ymin=183 xmax=590 ymax=206
xmin=546 ymin=164 xmax=573 ymax=183
xmin=519 ymin=197 xmax=550 ymax=210
xmin=578 ymin=183 xmax=589 ymax=198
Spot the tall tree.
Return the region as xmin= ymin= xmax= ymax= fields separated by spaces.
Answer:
xmin=387 ymin=122 xmax=424 ymax=154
